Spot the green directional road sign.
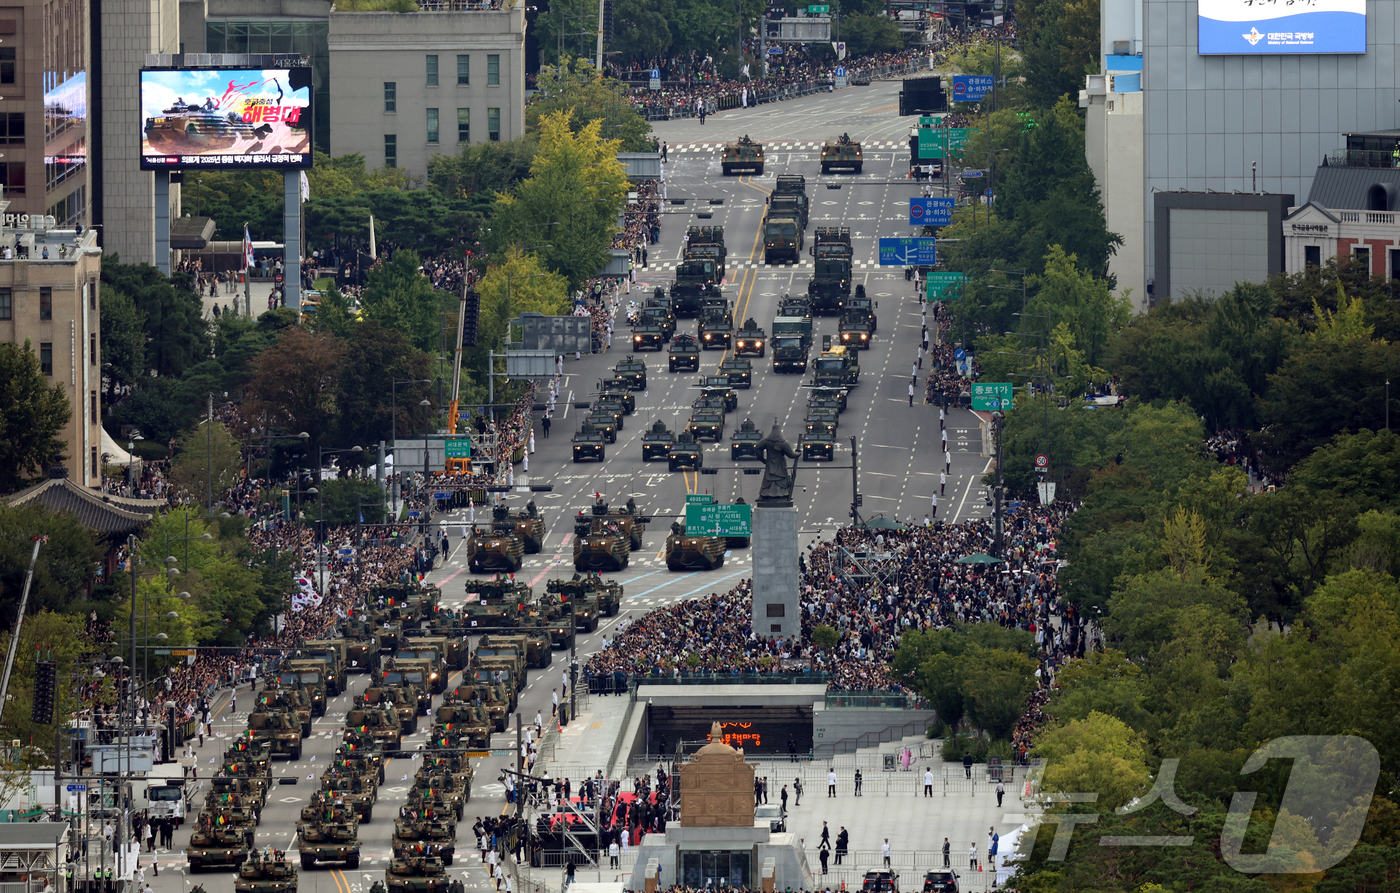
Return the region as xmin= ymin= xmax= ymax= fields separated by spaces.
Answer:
xmin=971 ymin=382 xmax=1014 ymax=411
xmin=918 ymin=126 xmax=973 ymax=160
xmin=685 ymin=493 xmax=716 ymax=505
xmin=445 ymin=438 xmax=472 ymax=459
xmin=685 ymin=502 xmax=753 ymax=537
xmin=926 ymin=272 xmax=966 ymax=301
xmin=808 ymin=4 xmax=830 ymax=12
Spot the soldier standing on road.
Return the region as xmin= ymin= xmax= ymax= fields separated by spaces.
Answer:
xmin=940 ymin=470 xmax=947 ymax=495
xmin=909 ymin=381 xmax=915 ymax=407
xmin=854 ymin=768 xmax=863 ymax=796
xmin=942 ymin=838 xmax=951 ymax=867
xmin=827 ymin=768 xmax=837 ymax=797
xmin=542 ymin=413 xmax=551 ymax=438
xmin=924 ymin=768 xmax=934 ymax=797
xmin=793 ymin=777 xmax=803 ymax=805
xmin=996 ymin=780 xmax=1006 ymax=807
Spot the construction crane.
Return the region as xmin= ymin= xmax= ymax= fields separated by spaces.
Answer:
xmin=445 ymin=279 xmax=478 ymax=474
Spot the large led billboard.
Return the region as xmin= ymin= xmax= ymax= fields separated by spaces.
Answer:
xmin=140 ymin=68 xmax=313 ymax=170
xmin=1199 ymin=0 xmax=1365 ymax=54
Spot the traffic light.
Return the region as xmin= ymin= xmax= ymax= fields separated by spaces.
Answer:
xmin=462 ymin=290 xmax=480 ymax=347
xmin=31 ymin=660 xmax=56 ymax=725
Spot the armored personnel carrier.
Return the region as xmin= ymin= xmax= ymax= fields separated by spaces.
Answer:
xmin=668 ymin=333 xmax=701 ymax=373
xmin=548 ymin=573 xmax=623 ymax=626
xmin=731 ymin=418 xmax=762 ymax=460
xmin=721 ymin=135 xmax=765 ymax=175
xmin=821 ymin=133 xmax=864 ymax=173
xmin=587 ymin=497 xmax=646 ymax=550
xmin=490 ymin=501 xmax=546 ymax=553
xmin=465 ymin=525 xmax=525 ymax=574
xmin=384 ymin=856 xmax=452 ymax=893
xmin=572 ymin=514 xmax=630 ymax=573
xmin=297 ymin=797 xmax=361 ymax=869
xmin=665 ymin=522 xmax=727 ymax=571
xmin=186 ymin=813 xmax=254 ymax=871
xmin=462 ymin=574 xmax=529 ymax=629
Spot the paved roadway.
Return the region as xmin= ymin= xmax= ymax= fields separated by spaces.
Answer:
xmin=144 ymin=77 xmax=993 ymax=893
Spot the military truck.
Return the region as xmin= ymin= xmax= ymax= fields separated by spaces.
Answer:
xmin=698 ymin=302 xmax=734 ymax=349
xmin=768 ymin=188 xmax=809 ymax=231
xmin=462 ymin=574 xmax=530 ymax=630
xmin=586 ymin=410 xmax=618 ymax=444
xmin=472 ymin=642 xmax=527 ymax=693
xmin=771 ymin=316 xmax=815 ymax=373
xmin=731 ymin=418 xmax=762 ymax=460
xmin=342 ymin=615 xmax=380 ymax=673
xmin=247 ymin=706 xmax=303 ymax=760
xmin=297 ymin=797 xmax=361 ymax=869
xmin=764 ymin=213 xmax=805 ymax=264
xmin=631 ymin=323 xmax=665 ymax=351
xmin=720 ymin=135 xmax=764 ymax=175
xmin=807 ymin=227 xmax=853 ymax=315
xmin=346 ymin=698 xmax=403 ymax=756
xmin=484 ymin=502 xmax=546 ymax=555
xmin=687 ymin=408 xmax=726 ymax=443
xmin=393 ymin=807 xmax=457 ymax=866
xmin=641 ymin=419 xmax=675 ymax=461
xmin=668 ymin=431 xmax=704 ymax=472
xmin=571 ymin=422 xmax=606 ymax=463
xmin=669 ymin=333 xmax=701 ymax=373
xmin=380 ymin=661 xmax=437 ymax=712
xmin=392 ymin=645 xmax=449 ymax=694
xmin=813 ymin=343 xmax=861 ymax=387
xmin=665 ymin=522 xmax=727 ymax=571
xmin=385 ymin=855 xmax=452 ymax=893
xmin=720 ymin=357 xmax=753 ymax=389
xmin=808 ymin=385 xmax=849 ymax=413
xmin=821 ymin=133 xmax=864 ymax=173
xmin=670 ymin=260 xmax=719 ymax=317
xmin=572 ymin=515 xmax=631 ymax=572
xmin=613 ymin=356 xmax=648 ymax=390
xmin=186 ymin=813 xmax=253 ymax=871
xmin=297 ymin=642 xmax=349 ymax=695
xmin=733 ymin=319 xmax=766 ymax=357
xmin=598 ymin=377 xmax=638 ymax=414
xmin=254 ymin=684 xmax=313 ymax=738
xmin=802 ymin=422 xmax=837 ymax=461
xmin=480 ymin=632 xmax=551 ymax=670
xmin=840 ymin=285 xmax=879 ymax=329
xmin=780 ymin=294 xmax=814 ymax=319
xmin=278 ymin=661 xmax=329 ymax=718
xmin=362 ymin=682 xmax=421 ymax=736
xmin=684 ymin=226 xmax=728 ymax=280
xmin=465 ymin=526 xmax=526 ymax=573
xmin=699 ymin=376 xmax=738 ymax=412
xmin=839 ymin=309 xmax=874 ymax=349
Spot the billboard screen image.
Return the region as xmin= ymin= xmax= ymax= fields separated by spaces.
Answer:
xmin=140 ymin=68 xmax=313 ymax=169
xmin=1198 ymin=0 xmax=1366 ymax=54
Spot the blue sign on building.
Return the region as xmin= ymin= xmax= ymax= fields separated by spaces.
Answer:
xmin=878 ymin=238 xmax=938 ymax=266
xmin=951 ymin=75 xmax=994 ymax=102
xmin=909 ymin=197 xmax=954 ymax=226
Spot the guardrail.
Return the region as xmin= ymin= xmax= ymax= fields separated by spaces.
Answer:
xmin=813 ymin=717 xmax=931 ymax=759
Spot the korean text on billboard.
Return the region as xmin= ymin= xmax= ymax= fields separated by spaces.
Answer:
xmin=139 ymin=67 xmax=313 ymax=170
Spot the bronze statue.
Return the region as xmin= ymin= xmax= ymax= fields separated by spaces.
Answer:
xmin=754 ymin=422 xmax=799 ymax=506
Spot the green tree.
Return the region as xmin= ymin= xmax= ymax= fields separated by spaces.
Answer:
xmin=186 ymin=168 xmax=284 ymax=242
xmin=100 ymin=258 xmax=210 ymax=379
xmin=106 ymin=378 xmax=196 ymax=449
xmin=0 ymin=341 xmax=72 ymax=491
xmin=612 ymin=0 xmax=674 ymax=64
xmin=1019 ymin=0 xmax=1101 ymax=108
xmin=1104 ymin=568 xmax=1247 ymax=663
xmin=960 ymin=647 xmax=1038 ymax=739
xmin=0 ymin=503 xmax=101 ymax=626
xmin=310 ymin=286 xmax=356 ymax=340
xmin=811 ymin=623 xmax=839 ymax=651
xmin=167 ymin=420 xmax=244 ymax=508
xmin=319 ymin=478 xmax=388 ymax=524
xmin=487 ymin=111 xmax=629 ymax=293
xmin=333 ymin=321 xmax=435 ymax=447
xmin=427 ymin=136 xmax=538 ymax=200
xmin=1027 ymin=245 xmax=1131 ymax=368
xmin=359 ymin=249 xmax=442 ymax=352
xmin=478 ymin=248 xmax=571 ymax=349
xmin=840 ymin=14 xmax=904 ymax=55
xmin=99 ymin=285 xmax=148 ymax=403
xmin=1034 ymin=712 xmax=1150 ymax=810
xmin=245 ymin=327 xmax=347 ymax=461
xmin=526 ymin=59 xmax=654 ymax=151
xmin=0 ymin=611 xmax=109 ymax=751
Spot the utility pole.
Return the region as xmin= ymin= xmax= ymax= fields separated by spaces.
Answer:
xmin=849 ymin=435 xmax=861 ymax=526
xmin=0 ymin=538 xmax=43 ymax=724
xmin=515 ymin=712 xmax=523 ymax=817
xmin=991 ymin=411 xmax=1005 ymax=556
xmin=206 ymin=392 xmax=214 ymax=512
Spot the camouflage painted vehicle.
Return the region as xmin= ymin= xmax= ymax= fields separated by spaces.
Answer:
xmin=409 ymin=768 xmax=469 ymax=819
xmin=698 ymin=376 xmax=738 ymax=412
xmin=731 ymin=418 xmax=762 ymax=461
xmin=631 ymin=323 xmax=665 ymax=351
xmin=462 ymin=574 xmax=529 ymax=630
xmin=186 ymin=813 xmax=253 ymax=870
xmin=211 ymin=775 xmax=268 ymax=811
xmin=393 ymin=644 xmax=449 ymax=694
xmin=394 ymin=805 xmax=457 ymax=865
xmin=320 ymin=771 xmax=378 ymax=823
xmin=472 ymin=641 xmax=527 ymax=689
xmin=402 ymin=631 xmax=466 ymax=672
xmin=384 ymin=855 xmax=452 ymax=893
xmin=587 ymin=410 xmax=618 ymax=444
xmin=278 ymin=661 xmax=329 ymax=717
xmin=808 ymin=385 xmax=849 ymax=413
xmin=364 ymin=677 xmax=426 ymax=735
xmin=641 ymin=419 xmax=675 ymax=462
xmin=223 ymin=737 xmax=273 ymax=776
xmin=373 ymin=582 xmax=442 ymax=621
xmin=337 ymin=734 xmax=389 ymax=778
xmin=547 ymin=572 xmax=623 ymax=625
xmin=234 ymin=851 xmax=298 ymax=893
xmin=687 ymin=409 xmax=725 ymax=443
xmin=327 ymin=748 xmax=387 ymax=787
xmin=143 ymin=108 xmax=248 ymax=153
xmin=465 ymin=525 xmax=526 ymax=573
xmin=246 ymin=706 xmax=303 ymax=760
xmin=572 ymin=422 xmax=607 ymax=463
xmin=342 ymin=614 xmax=380 ymax=672
xmin=665 ymin=522 xmax=728 ymax=571
xmin=294 ymin=642 xmax=348 ymax=695
xmin=480 ymin=631 xmax=551 ymax=670
xmin=380 ymin=659 xmax=437 ymax=711
xmin=421 ymin=749 xmax=476 ymax=798
xmin=589 ymin=497 xmax=646 ymax=549
xmin=802 ymin=423 xmax=837 ymax=461
xmin=720 ymin=356 xmax=754 ymax=388
xmin=820 ymin=133 xmax=863 ymax=173
xmin=613 ymin=356 xmax=648 ymax=390
xmin=572 ymin=515 xmax=631 ymax=573
xmin=254 ymin=682 xmax=313 ymax=738
xmin=492 ymin=503 xmax=546 ymax=554
xmin=433 ymin=699 xmax=491 ymax=748
xmin=460 ymin=676 xmax=513 ymax=729
xmin=668 ymin=333 xmax=701 ymax=373
xmin=599 ymin=377 xmax=638 ymax=414
xmin=346 ymin=698 xmax=403 ymax=756
xmin=721 ymin=135 xmax=765 ymax=175
xmin=668 ymin=431 xmax=704 ymax=472
xmin=297 ymin=797 xmax=361 ymax=869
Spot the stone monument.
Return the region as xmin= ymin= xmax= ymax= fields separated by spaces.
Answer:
xmin=752 ymin=423 xmax=801 ymax=638
xmin=679 ymin=722 xmax=756 ymax=827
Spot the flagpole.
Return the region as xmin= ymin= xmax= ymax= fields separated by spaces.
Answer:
xmin=243 ymin=221 xmax=252 ymax=318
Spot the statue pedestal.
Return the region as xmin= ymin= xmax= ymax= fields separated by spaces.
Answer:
xmin=751 ymin=505 xmax=800 ymax=639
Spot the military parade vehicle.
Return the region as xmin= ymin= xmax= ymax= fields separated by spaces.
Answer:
xmin=462 ymin=574 xmax=528 ymax=629
xmin=279 ymin=659 xmax=330 ymax=717
xmin=586 ymin=409 xmax=618 ymax=444
xmin=472 ymin=640 xmax=527 ymax=691
xmin=246 ymin=704 xmax=303 ymax=760
xmin=683 ymin=226 xmax=728 ymax=280
xmin=668 ymin=431 xmax=704 ymax=472
xmin=253 ymin=683 xmax=313 ymax=738
xmin=345 ymin=698 xmax=403 ymax=756
xmin=454 ymin=680 xmax=510 ymax=731
xmin=409 ymin=767 xmax=469 ymax=820
xmin=771 ymin=316 xmax=814 ymax=373
xmin=234 ymin=850 xmax=298 ymax=893
xmin=211 ymin=775 xmax=268 ymax=812
xmin=342 ymin=614 xmax=380 ymax=672
xmin=669 ymin=332 xmax=701 ymax=372
xmin=295 ymin=642 xmax=349 ymax=695
xmin=687 ymin=408 xmax=726 ymax=443
xmin=669 ymin=259 xmax=720 ymax=317
xmin=808 ymin=227 xmax=853 ymax=315
xmin=802 ymin=422 xmax=838 ymax=461
xmin=821 ymin=133 xmax=864 ymax=173
xmin=720 ymin=135 xmax=764 ymax=175
xmin=394 ymin=805 xmax=457 ymax=865
xmin=779 ymin=294 xmax=814 ymax=319
xmin=698 ymin=299 xmax=734 ymax=349
xmin=698 ymin=375 xmax=739 ymax=411
xmin=771 ymin=174 xmax=810 ymax=228
xmin=571 ymin=422 xmax=606 ymax=463
xmin=641 ymin=293 xmax=677 ymax=340
xmin=631 ymin=322 xmax=665 ymax=351
xmin=642 ymin=419 xmax=675 ymax=461
xmin=813 ymin=342 xmax=861 ymax=387
xmin=433 ymin=698 xmax=492 ymax=748
xmin=839 ymin=308 xmax=874 ymax=349
xmin=384 ymin=855 xmax=452 ymax=893
xmin=555 ymin=571 xmax=623 ymax=617
xmin=571 ymin=514 xmax=631 ymax=572
xmin=320 ymin=770 xmax=378 ymax=822
xmin=186 ymin=814 xmax=254 ymax=871
xmin=763 ymin=212 xmax=804 ymax=264
xmin=297 ymin=796 xmax=361 ymax=869
xmin=613 ymin=356 xmax=648 ymax=390
xmin=480 ymin=632 xmax=551 ymax=670
xmin=665 ymin=522 xmax=727 ymax=571
xmin=733 ymin=319 xmax=766 ymax=357
xmin=598 ymin=377 xmax=638 ymax=414
xmin=466 ymin=666 xmax=517 ymax=715
xmin=730 ymin=418 xmax=762 ymax=460
xmin=391 ymin=644 xmax=449 ymax=694
xmin=720 ymin=357 xmax=753 ymax=389
xmin=809 ymin=385 xmax=848 ymax=413
xmin=465 ymin=525 xmax=525 ymax=573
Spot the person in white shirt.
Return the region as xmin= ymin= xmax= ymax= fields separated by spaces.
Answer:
xmin=882 ymin=839 xmax=892 ymax=867
xmin=609 ymin=841 xmax=620 ymax=868
xmin=924 ymin=768 xmax=934 ymax=797
xmin=827 ymin=769 xmax=837 ymax=797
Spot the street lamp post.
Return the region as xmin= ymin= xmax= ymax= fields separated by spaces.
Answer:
xmin=991 ymin=410 xmax=1005 ymax=556
xmin=391 ymin=380 xmax=432 ymax=518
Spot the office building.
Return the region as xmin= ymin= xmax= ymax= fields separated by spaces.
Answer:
xmin=0 ymin=0 xmax=91 ymax=226
xmin=329 ymin=5 xmax=525 ymax=181
xmin=0 ymin=208 xmax=103 ymax=488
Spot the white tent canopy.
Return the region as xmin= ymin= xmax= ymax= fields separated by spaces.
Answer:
xmin=101 ymin=428 xmax=136 ymax=466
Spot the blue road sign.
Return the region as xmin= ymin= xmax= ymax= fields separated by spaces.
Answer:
xmin=985 ymin=188 xmax=994 ymax=198
xmin=961 ymin=170 xmax=984 ymax=179
xmin=879 ymin=238 xmax=938 ymax=266
xmin=833 ymin=66 xmax=846 ymax=77
xmin=910 ymin=197 xmax=954 ymax=226
xmin=954 ymin=349 xmax=966 ymax=360
xmin=66 ymin=784 xmax=86 ymax=792
xmin=651 ymin=68 xmax=661 ymax=79
xmin=951 ymin=75 xmax=994 ymax=102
